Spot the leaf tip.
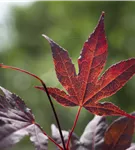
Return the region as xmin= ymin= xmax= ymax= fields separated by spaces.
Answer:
xmin=0 ymin=63 xmax=4 ymax=68
xmin=0 ymin=64 xmax=9 ymax=69
xmin=42 ymin=34 xmax=53 ymax=45
xmin=100 ymin=11 xmax=105 ymax=21
xmin=102 ymin=11 xmax=105 ymax=16
xmin=42 ymin=34 xmax=49 ymax=40
xmin=34 ymin=86 xmax=43 ymax=91
xmin=51 ymin=124 xmax=57 ymax=131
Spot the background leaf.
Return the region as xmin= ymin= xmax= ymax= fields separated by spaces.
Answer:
xmin=51 ymin=124 xmax=69 ymax=149
xmin=102 ymin=112 xmax=135 ymax=150
xmin=127 ymin=145 xmax=135 ymax=150
xmin=71 ymin=115 xmax=107 ymax=150
xmin=0 ymin=86 xmax=48 ymax=150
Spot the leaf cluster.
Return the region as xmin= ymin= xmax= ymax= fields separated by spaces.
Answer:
xmin=0 ymin=12 xmax=135 ymax=150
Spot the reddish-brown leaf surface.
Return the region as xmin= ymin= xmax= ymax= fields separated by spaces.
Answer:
xmin=103 ymin=112 xmax=135 ymax=150
xmin=37 ymin=12 xmax=135 ymax=117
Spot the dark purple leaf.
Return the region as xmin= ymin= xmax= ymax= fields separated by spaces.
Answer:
xmin=51 ymin=124 xmax=69 ymax=149
xmin=28 ymin=124 xmax=48 ymax=150
xmin=51 ymin=115 xmax=107 ymax=150
xmin=103 ymin=112 xmax=135 ymax=150
xmin=71 ymin=115 xmax=107 ymax=150
xmin=0 ymin=86 xmax=48 ymax=150
xmin=127 ymin=144 xmax=135 ymax=150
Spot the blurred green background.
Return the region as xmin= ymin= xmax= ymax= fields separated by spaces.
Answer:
xmin=0 ymin=1 xmax=135 ymax=150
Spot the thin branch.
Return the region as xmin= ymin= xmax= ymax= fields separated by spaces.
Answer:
xmin=40 ymin=82 xmax=66 ymax=150
xmin=0 ymin=64 xmax=66 ymax=150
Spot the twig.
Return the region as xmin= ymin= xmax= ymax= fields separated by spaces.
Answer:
xmin=0 ymin=64 xmax=66 ymax=150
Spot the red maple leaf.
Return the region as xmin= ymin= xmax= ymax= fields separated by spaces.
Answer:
xmin=36 ymin=12 xmax=135 ymax=117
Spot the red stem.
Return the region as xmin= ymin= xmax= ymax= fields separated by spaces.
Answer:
xmin=35 ymin=123 xmax=63 ymax=150
xmin=123 ymin=113 xmax=135 ymax=120
xmin=0 ymin=64 xmax=44 ymax=84
xmin=66 ymin=106 xmax=82 ymax=149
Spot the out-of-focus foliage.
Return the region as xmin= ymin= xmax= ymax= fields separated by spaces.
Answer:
xmin=0 ymin=1 xmax=135 ymax=150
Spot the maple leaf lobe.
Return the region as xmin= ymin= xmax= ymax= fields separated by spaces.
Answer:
xmin=85 ymin=102 xmax=130 ymax=117
xmin=78 ymin=12 xmax=107 ymax=105
xmin=42 ymin=34 xmax=79 ymax=105
xmin=84 ymin=58 xmax=135 ymax=105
